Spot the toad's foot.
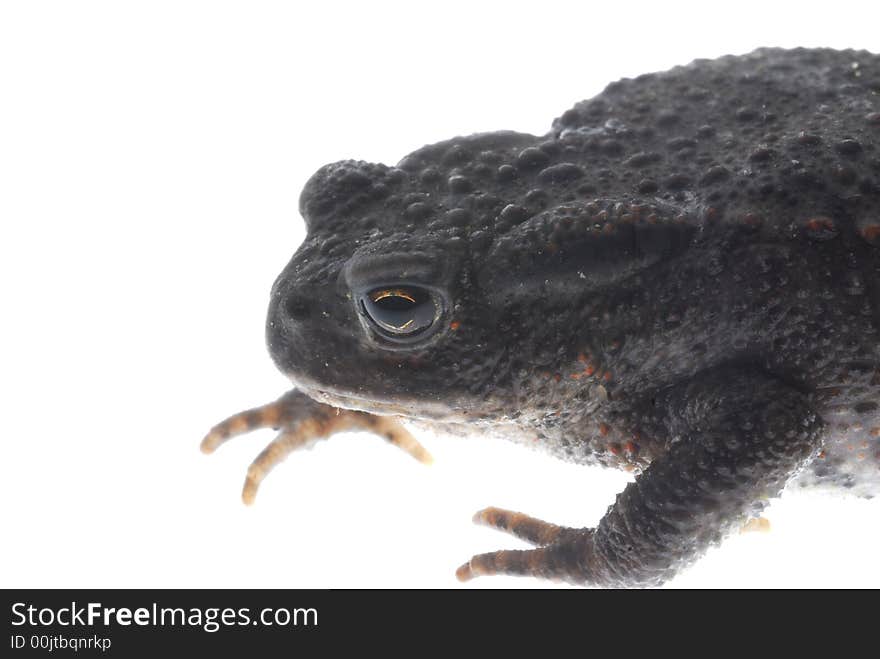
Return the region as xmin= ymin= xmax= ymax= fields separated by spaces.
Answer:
xmin=456 ymin=507 xmax=591 ymax=583
xmin=201 ymin=389 xmax=432 ymax=504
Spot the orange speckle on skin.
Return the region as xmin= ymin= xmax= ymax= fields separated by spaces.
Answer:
xmin=608 ymin=444 xmax=621 ymax=456
xmin=603 ymin=371 xmax=613 ymax=381
xmin=599 ymin=423 xmax=610 ymax=436
xmin=862 ymin=225 xmax=880 ymax=241
xmin=553 ymin=373 xmax=561 ymax=383
xmin=624 ymin=441 xmax=638 ymax=454
xmin=870 ymin=427 xmax=880 ymax=438
xmin=806 ymin=217 xmax=834 ymax=232
xmin=577 ymin=353 xmax=588 ymax=363
xmin=584 ymin=364 xmax=596 ymax=377
xmin=450 ymin=320 xmax=460 ymax=331
xmin=817 ymin=450 xmax=826 ymax=459
xmin=570 ymin=372 xmax=582 ymax=380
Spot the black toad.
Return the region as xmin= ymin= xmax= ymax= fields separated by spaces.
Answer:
xmin=202 ymin=47 xmax=880 ymax=587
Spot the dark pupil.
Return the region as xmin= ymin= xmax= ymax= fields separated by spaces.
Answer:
xmin=374 ymin=294 xmax=416 ymax=313
xmin=363 ymin=287 xmax=435 ymax=336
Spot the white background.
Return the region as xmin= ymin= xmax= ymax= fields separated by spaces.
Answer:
xmin=2 ymin=1 xmax=879 ymax=588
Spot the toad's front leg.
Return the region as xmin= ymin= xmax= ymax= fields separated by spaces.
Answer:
xmin=457 ymin=367 xmax=824 ymax=587
xmin=201 ymin=390 xmax=432 ymax=503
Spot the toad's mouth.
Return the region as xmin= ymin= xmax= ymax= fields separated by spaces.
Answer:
xmin=287 ymin=374 xmax=459 ymax=422
xmin=311 ymin=388 xmax=447 ymax=419
xmin=306 ymin=386 xmax=516 ymax=427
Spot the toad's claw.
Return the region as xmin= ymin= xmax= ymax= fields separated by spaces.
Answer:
xmin=202 ymin=390 xmax=432 ymax=504
xmin=472 ymin=506 xmax=582 ymax=546
xmin=456 ymin=544 xmax=583 ymax=583
xmin=201 ymin=398 xmax=291 ymax=454
xmin=456 ymin=550 xmax=545 ymax=582
xmin=455 ymin=549 xmax=543 ymax=581
xmin=459 ymin=507 xmax=594 ymax=583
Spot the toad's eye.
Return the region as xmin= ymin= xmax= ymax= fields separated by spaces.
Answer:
xmin=360 ymin=287 xmax=437 ymax=338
